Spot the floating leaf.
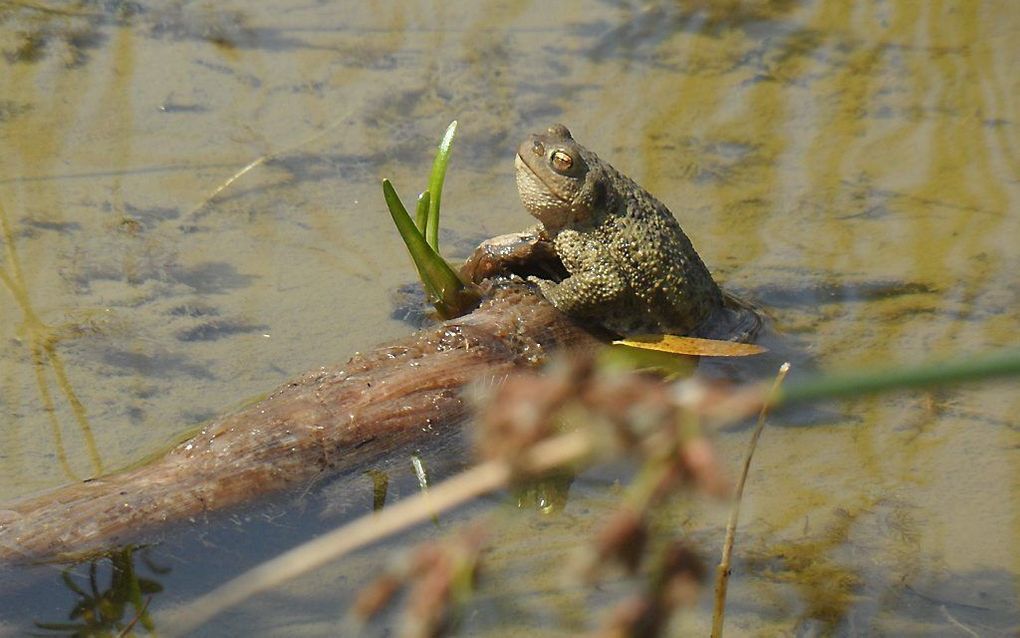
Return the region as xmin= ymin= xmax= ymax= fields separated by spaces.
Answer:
xmin=613 ymin=334 xmax=767 ymax=357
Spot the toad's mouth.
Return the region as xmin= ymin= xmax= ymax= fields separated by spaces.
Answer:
xmin=515 ymin=153 xmax=569 ymax=208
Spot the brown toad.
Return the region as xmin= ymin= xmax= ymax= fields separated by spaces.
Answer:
xmin=514 ymin=124 xmax=758 ymax=339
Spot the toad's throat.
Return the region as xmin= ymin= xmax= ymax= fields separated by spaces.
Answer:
xmin=514 ymin=154 xmax=571 ymax=227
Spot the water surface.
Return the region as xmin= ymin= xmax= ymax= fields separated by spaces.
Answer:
xmin=0 ymin=1 xmax=1016 ymax=635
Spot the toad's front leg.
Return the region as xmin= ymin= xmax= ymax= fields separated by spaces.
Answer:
xmin=528 ymin=265 xmax=626 ymax=320
xmin=459 ymin=228 xmax=566 ymax=284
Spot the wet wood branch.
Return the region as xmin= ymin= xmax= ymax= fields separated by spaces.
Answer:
xmin=0 ymin=283 xmax=600 ymax=563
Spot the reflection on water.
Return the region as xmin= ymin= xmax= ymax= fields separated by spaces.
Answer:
xmin=0 ymin=0 xmax=1017 ymax=635
xmin=0 ymin=199 xmax=102 ymax=482
xmin=33 ymin=547 xmax=165 ymax=636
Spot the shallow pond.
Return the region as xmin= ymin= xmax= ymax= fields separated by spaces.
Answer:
xmin=1 ymin=0 xmax=1017 ymax=635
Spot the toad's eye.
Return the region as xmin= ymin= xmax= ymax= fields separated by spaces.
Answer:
xmin=550 ymin=149 xmax=573 ymax=173
xmin=531 ymin=140 xmax=545 ymax=157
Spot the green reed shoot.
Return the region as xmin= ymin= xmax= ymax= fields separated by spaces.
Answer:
xmin=381 ymin=121 xmax=480 ymax=319
xmin=425 ymin=121 xmax=457 ymax=250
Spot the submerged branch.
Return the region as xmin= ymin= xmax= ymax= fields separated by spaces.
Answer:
xmin=0 ymin=284 xmax=599 ymax=564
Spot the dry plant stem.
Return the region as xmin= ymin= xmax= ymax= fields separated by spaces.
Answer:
xmin=710 ymin=362 xmax=790 ymax=638
xmin=161 ymin=430 xmax=592 ymax=637
xmin=939 ymin=605 xmax=979 ymax=638
xmin=183 ymin=106 xmax=354 ymax=219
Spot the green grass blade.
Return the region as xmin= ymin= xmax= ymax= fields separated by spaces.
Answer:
xmin=382 ymin=179 xmax=478 ymax=317
xmin=415 ymin=190 xmax=430 ymax=235
xmin=382 ymin=179 xmax=436 ymax=296
xmin=777 ymin=348 xmax=1020 ymax=407
xmin=425 ymin=120 xmax=457 ymax=251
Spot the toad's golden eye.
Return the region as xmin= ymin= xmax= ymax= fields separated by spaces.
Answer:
xmin=550 ymin=149 xmax=573 ymax=173
xmin=531 ymin=140 xmax=545 ymax=157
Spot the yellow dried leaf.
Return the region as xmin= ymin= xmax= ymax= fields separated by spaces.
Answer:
xmin=613 ymin=334 xmax=766 ymax=357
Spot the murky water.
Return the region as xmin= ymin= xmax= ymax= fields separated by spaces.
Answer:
xmin=1 ymin=0 xmax=1016 ymax=635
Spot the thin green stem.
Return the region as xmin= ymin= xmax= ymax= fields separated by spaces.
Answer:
xmin=777 ymin=349 xmax=1020 ymax=407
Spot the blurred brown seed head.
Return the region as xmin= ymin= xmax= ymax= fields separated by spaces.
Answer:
xmin=653 ymin=541 xmax=705 ymax=609
xmin=352 ymin=573 xmax=403 ymax=620
xmin=475 ymin=357 xmax=590 ymax=465
xmin=593 ymin=594 xmax=664 ymax=638
xmin=587 ymin=506 xmax=648 ymax=578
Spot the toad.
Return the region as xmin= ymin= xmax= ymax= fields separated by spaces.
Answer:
xmin=511 ymin=124 xmax=758 ymax=340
